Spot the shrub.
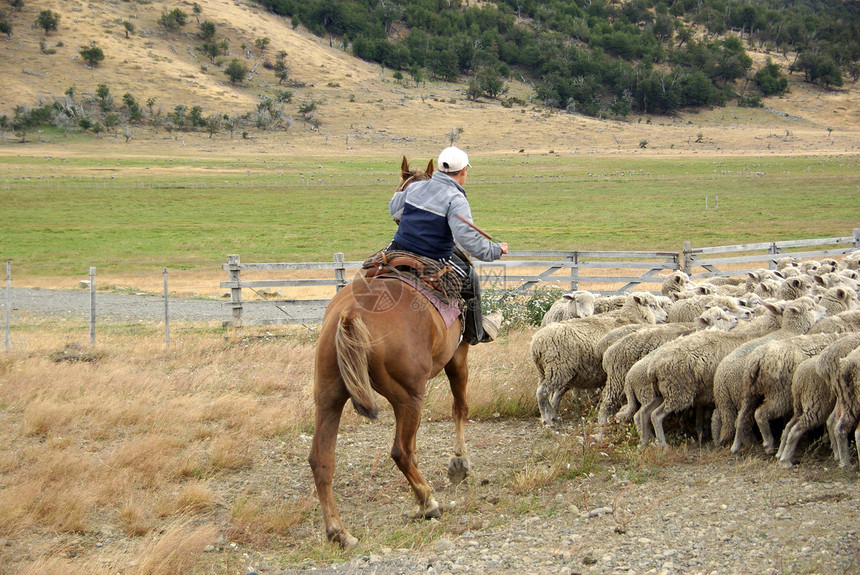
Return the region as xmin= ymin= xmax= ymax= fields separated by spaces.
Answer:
xmin=483 ymin=287 xmax=565 ymax=330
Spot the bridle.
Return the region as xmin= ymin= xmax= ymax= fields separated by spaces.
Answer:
xmin=395 ymin=174 xmax=418 ymax=193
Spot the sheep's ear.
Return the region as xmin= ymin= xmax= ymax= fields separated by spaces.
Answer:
xmin=774 ymin=270 xmax=785 ymax=279
xmin=763 ymin=301 xmax=784 ymax=315
xmin=814 ymin=275 xmax=826 ymax=286
xmin=835 ymin=287 xmax=847 ymax=299
xmin=632 ymin=294 xmax=643 ymax=306
xmin=697 ymin=316 xmax=710 ymax=327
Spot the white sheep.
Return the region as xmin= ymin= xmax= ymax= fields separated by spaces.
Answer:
xmin=732 ymin=330 xmax=840 ymax=456
xmin=602 ymin=306 xmax=741 ymax=428
xmin=647 ymin=297 xmax=825 ymax=448
xmin=661 ymin=270 xmax=695 ymax=300
xmin=776 ymin=333 xmax=860 ymax=467
xmin=818 ymin=286 xmax=859 ymax=315
xmin=540 ymin=290 xmax=596 ymax=326
xmin=844 ymin=251 xmax=860 ymax=271
xmin=666 ymin=294 xmax=756 ymax=323
xmin=532 ymin=292 xmax=668 ymax=428
xmin=712 ymin=290 xmax=857 ymax=448
xmin=807 ymin=309 xmax=860 ymax=335
xmin=644 ymin=302 xmax=786 ymax=447
xmin=775 ymin=275 xmax=813 ymax=301
xmin=832 ymin=346 xmax=860 ymax=469
xmin=593 ymin=294 xmax=628 ymax=315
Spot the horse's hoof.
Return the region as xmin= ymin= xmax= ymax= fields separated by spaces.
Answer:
xmin=331 ymin=531 xmax=358 ymax=549
xmin=409 ymin=499 xmax=442 ymax=520
xmin=448 ymin=456 xmax=470 ymax=485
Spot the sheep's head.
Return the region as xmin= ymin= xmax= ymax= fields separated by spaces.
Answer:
xmin=696 ymin=306 xmax=739 ymax=331
xmin=631 ymin=292 xmax=668 ymax=324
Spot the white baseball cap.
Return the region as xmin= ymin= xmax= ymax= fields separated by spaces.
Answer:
xmin=438 ymin=146 xmax=471 ymax=173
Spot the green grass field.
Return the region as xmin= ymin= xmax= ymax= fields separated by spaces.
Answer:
xmin=1 ymin=152 xmax=858 ymax=276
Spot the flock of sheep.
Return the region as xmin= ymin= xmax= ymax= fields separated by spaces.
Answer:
xmin=529 ymin=250 xmax=860 ymax=470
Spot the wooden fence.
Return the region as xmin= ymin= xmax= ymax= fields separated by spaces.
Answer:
xmin=222 ymin=229 xmax=860 ymax=327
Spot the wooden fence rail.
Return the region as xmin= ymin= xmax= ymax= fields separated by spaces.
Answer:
xmin=222 ymin=229 xmax=860 ymax=327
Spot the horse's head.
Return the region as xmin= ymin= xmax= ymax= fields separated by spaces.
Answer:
xmin=398 ymin=156 xmax=434 ymax=192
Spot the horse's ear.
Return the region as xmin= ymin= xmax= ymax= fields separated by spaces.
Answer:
xmin=401 ymin=156 xmax=410 ymax=178
xmin=426 ymin=159 xmax=434 ymax=176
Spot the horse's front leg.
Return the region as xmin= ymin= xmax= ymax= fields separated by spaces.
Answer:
xmin=445 ymin=342 xmax=471 ymax=485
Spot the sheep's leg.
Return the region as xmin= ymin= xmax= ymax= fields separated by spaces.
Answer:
xmin=717 ymin=404 xmax=739 ymax=447
xmin=536 ymin=380 xmax=557 ymax=428
xmin=710 ymin=408 xmax=722 ymax=446
xmin=597 ymin=377 xmax=623 ymax=425
xmin=614 ymin=380 xmax=639 ymax=424
xmin=547 ymin=385 xmax=569 ymax=427
xmin=753 ymin=402 xmax=779 ymax=455
xmin=651 ymin=401 xmax=671 ymax=447
xmin=695 ymin=406 xmax=707 ymax=444
xmin=638 ymin=397 xmax=663 ymax=447
xmin=775 ymin=415 xmax=799 ymax=460
xmin=854 ymin=424 xmax=860 ymax=470
xmin=833 ymin=412 xmax=853 ymax=468
xmin=731 ymin=397 xmax=757 ymax=455
xmin=776 ymin=415 xmax=802 ymax=466
xmin=826 ymin=404 xmax=841 ymax=464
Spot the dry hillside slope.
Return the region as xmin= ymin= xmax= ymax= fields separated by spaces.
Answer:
xmin=1 ymin=0 xmax=858 ymax=156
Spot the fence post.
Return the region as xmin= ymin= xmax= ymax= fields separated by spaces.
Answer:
xmin=854 ymin=228 xmax=860 ymax=248
xmin=227 ymin=255 xmax=243 ymax=328
xmin=334 ymin=253 xmax=346 ymax=291
xmin=89 ymin=267 xmax=96 ymax=345
xmin=568 ymin=251 xmax=579 ymax=291
xmin=4 ymin=261 xmax=10 ymax=353
xmin=163 ymin=267 xmax=170 ymax=348
xmin=682 ymin=241 xmax=693 ymax=275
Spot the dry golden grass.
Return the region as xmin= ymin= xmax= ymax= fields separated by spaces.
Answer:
xmin=0 ymin=316 xmax=548 ymax=571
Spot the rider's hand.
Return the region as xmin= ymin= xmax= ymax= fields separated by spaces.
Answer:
xmin=500 ymin=242 xmax=509 ymax=254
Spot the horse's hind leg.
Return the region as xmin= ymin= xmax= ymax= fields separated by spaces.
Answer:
xmin=308 ymin=383 xmax=355 ymax=548
xmin=391 ymin=398 xmax=441 ymax=519
xmin=445 ymin=343 xmax=471 ymax=484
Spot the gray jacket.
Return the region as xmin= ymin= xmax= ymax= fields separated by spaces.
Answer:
xmin=390 ymin=171 xmax=502 ymax=262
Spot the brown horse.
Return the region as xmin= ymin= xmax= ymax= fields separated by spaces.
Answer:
xmin=308 ymin=157 xmax=473 ymax=548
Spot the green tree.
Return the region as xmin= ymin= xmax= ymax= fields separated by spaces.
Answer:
xmin=189 ymin=105 xmax=206 ymax=127
xmin=80 ymin=45 xmax=105 ymax=67
xmin=122 ymin=21 xmax=134 ymax=38
xmin=122 ymin=93 xmax=142 ymax=121
xmin=0 ymin=19 xmax=12 ymax=39
xmin=158 ymin=8 xmax=187 ymax=32
xmin=225 ymin=59 xmax=249 ymax=84
xmin=202 ymin=40 xmax=226 ymax=63
xmin=477 ymin=67 xmax=508 ymax=99
xmin=199 ymin=20 xmax=216 ymax=41
xmin=35 ymin=9 xmax=60 ymax=35
xmin=95 ymin=84 xmax=112 ymax=112
xmin=409 ymin=64 xmax=424 ymax=86
xmin=273 ymin=50 xmax=289 ymax=84
xmin=754 ymin=58 xmax=789 ymax=96
xmin=254 ymin=36 xmax=270 ymax=54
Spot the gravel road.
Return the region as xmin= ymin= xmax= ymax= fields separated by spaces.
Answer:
xmin=3 ymin=287 xmax=327 ymax=325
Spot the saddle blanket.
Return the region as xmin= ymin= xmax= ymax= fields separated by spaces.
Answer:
xmin=395 ymin=275 xmax=461 ymax=329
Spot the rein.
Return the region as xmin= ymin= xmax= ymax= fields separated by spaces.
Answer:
xmin=396 ymin=174 xmax=417 ymax=192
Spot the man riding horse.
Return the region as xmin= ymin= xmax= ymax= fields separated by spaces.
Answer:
xmin=387 ymin=146 xmax=508 ymax=344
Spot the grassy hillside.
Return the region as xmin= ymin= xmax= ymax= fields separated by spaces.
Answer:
xmin=0 ymin=0 xmax=858 ymax=156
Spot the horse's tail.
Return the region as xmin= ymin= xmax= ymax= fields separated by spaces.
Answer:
xmin=335 ymin=306 xmax=379 ymax=420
